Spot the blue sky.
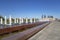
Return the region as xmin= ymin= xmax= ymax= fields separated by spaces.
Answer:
xmin=0 ymin=0 xmax=60 ymax=18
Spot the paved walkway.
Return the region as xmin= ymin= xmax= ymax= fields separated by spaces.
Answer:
xmin=28 ymin=21 xmax=60 ymax=40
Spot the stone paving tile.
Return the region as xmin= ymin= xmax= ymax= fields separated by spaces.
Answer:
xmin=28 ymin=21 xmax=60 ymax=40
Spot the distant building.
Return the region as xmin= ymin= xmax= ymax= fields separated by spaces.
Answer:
xmin=40 ymin=15 xmax=56 ymax=22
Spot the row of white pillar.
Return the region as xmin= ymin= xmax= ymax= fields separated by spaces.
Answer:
xmin=14 ymin=18 xmax=36 ymax=24
xmin=0 ymin=16 xmax=36 ymax=25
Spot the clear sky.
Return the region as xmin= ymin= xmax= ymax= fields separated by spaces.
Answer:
xmin=0 ymin=0 xmax=60 ymax=18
